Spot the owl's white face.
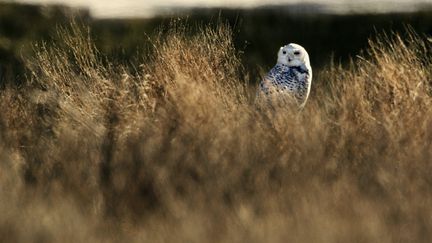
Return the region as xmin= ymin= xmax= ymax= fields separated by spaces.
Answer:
xmin=277 ymin=43 xmax=310 ymax=68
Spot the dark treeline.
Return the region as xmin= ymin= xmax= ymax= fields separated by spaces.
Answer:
xmin=1 ymin=2 xmax=432 ymax=85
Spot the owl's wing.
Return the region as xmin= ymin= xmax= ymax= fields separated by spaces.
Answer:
xmin=258 ymin=65 xmax=312 ymax=107
xmin=259 ymin=67 xmax=277 ymax=95
xmin=293 ymin=71 xmax=311 ymax=104
xmin=260 ymin=65 xmax=290 ymax=94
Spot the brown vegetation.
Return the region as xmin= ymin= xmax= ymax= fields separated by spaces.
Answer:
xmin=0 ymin=22 xmax=431 ymax=242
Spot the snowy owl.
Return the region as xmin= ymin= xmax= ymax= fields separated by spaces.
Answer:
xmin=258 ymin=43 xmax=312 ymax=107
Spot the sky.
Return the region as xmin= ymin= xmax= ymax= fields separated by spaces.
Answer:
xmin=12 ymin=0 xmax=432 ymax=18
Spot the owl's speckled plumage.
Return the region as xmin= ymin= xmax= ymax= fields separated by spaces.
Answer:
xmin=258 ymin=43 xmax=312 ymax=107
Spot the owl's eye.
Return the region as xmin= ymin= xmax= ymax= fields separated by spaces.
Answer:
xmin=294 ymin=51 xmax=301 ymax=55
xmin=282 ymin=51 xmax=286 ymax=55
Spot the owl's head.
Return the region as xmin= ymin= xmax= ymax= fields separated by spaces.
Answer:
xmin=277 ymin=43 xmax=310 ymax=68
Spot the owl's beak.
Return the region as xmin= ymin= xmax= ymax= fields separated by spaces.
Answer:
xmin=288 ymin=58 xmax=292 ymax=62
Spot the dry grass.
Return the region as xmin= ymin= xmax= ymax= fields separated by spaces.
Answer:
xmin=0 ymin=21 xmax=432 ymax=243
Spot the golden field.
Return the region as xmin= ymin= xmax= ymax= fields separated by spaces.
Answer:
xmin=0 ymin=22 xmax=432 ymax=242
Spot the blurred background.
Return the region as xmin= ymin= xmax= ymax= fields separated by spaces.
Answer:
xmin=1 ymin=0 xmax=432 ymax=84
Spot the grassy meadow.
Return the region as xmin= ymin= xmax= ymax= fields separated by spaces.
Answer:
xmin=0 ymin=19 xmax=432 ymax=242
xmin=1 ymin=2 xmax=432 ymax=242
